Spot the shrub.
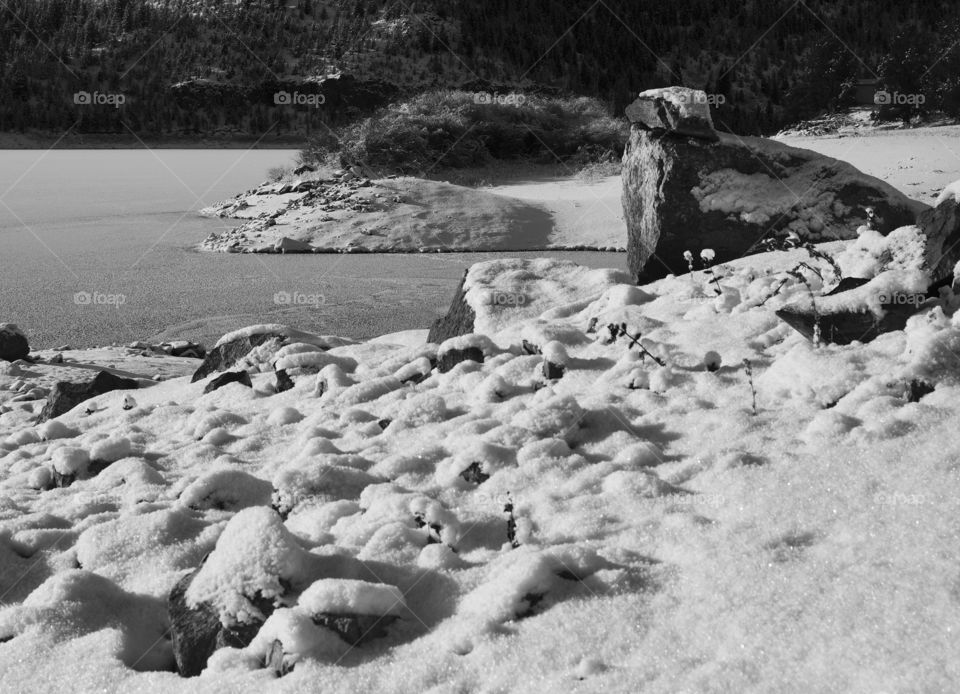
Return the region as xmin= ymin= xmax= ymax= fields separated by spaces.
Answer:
xmin=301 ymin=90 xmax=628 ymax=175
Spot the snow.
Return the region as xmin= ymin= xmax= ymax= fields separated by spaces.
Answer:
xmin=297 ymin=578 xmax=405 ymax=617
xmin=637 ymin=86 xmax=714 ymax=128
xmin=4 ymin=246 xmax=960 ymax=691
xmin=935 ymin=178 xmax=960 ymax=206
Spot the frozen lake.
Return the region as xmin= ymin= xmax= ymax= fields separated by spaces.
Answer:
xmin=0 ymin=149 xmax=625 ymax=348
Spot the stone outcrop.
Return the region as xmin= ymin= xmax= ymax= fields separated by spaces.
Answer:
xmin=38 ymin=370 xmax=139 ymax=422
xmin=918 ymin=189 xmax=960 ymax=284
xmin=427 ymin=270 xmax=476 ymax=343
xmin=0 ymin=324 xmax=29 ymax=362
xmin=191 ymin=332 xmax=283 ymax=383
xmin=621 ymin=87 xmax=924 ymax=283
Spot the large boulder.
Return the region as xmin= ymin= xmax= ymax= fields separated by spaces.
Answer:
xmin=919 ymin=183 xmax=960 ymax=284
xmin=38 ymin=370 xmax=139 ymax=422
xmin=427 ymin=270 xmax=476 ymax=343
xmin=191 ymin=332 xmax=283 ymax=383
xmin=621 ymin=121 xmax=924 ymax=282
xmin=624 ymin=87 xmax=719 ymax=142
xmin=0 ymin=324 xmax=29 ymax=362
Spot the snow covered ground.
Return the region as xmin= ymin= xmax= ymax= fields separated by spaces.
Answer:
xmin=2 ymin=240 xmax=959 ymax=692
xmin=777 ymin=120 xmax=960 ymax=204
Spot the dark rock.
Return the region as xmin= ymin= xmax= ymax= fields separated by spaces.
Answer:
xmin=624 ymin=87 xmax=719 ymax=141
xmin=918 ymin=192 xmax=960 ymax=283
xmin=275 ymin=369 xmax=294 ymax=393
xmin=163 ymin=341 xmax=206 ymax=359
xmin=192 ymin=332 xmax=282 ymax=382
xmin=907 ymin=379 xmax=935 ymax=402
xmin=203 ymin=370 xmax=253 ymax=394
xmin=776 ymin=302 xmax=919 ymax=345
xmin=49 ymin=353 xmax=64 ymax=364
xmin=438 ymin=346 xmax=484 ymax=373
xmin=428 ymin=270 xmax=475 ymax=343
xmin=168 ymin=568 xmax=272 ymax=677
xmin=521 ymin=339 xmax=541 ymax=355
xmin=0 ymin=325 xmax=29 ymax=362
xmin=622 ymin=126 xmax=923 ymax=283
xmin=542 ymin=360 xmax=565 ymax=380
xmin=459 ymin=461 xmax=489 ymax=485
xmin=293 ymin=164 xmax=315 ymax=176
xmin=38 ymin=370 xmax=139 ymax=422
xmin=311 ymin=613 xmax=397 ymax=646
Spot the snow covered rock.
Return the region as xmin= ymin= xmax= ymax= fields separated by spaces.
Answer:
xmin=169 ymin=507 xmax=328 ymax=676
xmin=191 ymin=330 xmax=284 ymax=383
xmin=0 ymin=323 xmax=29 ymax=362
xmin=776 ymin=270 xmax=930 ymax=345
xmin=37 ymin=370 xmax=139 ymax=422
xmin=624 ymin=86 xmax=719 ymax=141
xmin=621 ymin=125 xmax=923 ymax=282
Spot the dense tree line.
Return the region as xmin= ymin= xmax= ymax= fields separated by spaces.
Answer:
xmin=0 ymin=0 xmax=957 ymax=139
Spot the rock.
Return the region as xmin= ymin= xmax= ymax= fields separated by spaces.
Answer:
xmin=624 ymin=86 xmax=719 ymax=141
xmin=38 ymin=370 xmax=139 ymax=422
xmin=776 ymin=304 xmax=919 ymax=345
xmin=542 ymin=360 xmax=565 ymax=380
xmin=918 ymin=190 xmax=960 ymax=283
xmin=168 ymin=568 xmax=268 ymax=677
xmin=161 ymin=341 xmax=206 ymax=359
xmin=293 ymin=164 xmax=315 ymax=176
xmin=192 ymin=332 xmax=283 ymax=383
xmin=437 ymin=346 xmax=484 ymax=373
xmin=0 ymin=324 xmax=29 ymax=362
xmin=621 ymin=125 xmax=923 ymax=283
xmin=428 ymin=270 xmax=476 ymax=343
xmin=459 ymin=461 xmax=490 ymax=485
xmin=203 ymin=370 xmax=253 ymax=394
xmin=275 ymin=237 xmax=314 ymax=253
xmin=275 ymin=369 xmax=294 ymax=393
xmin=312 ymin=613 xmax=397 ymax=646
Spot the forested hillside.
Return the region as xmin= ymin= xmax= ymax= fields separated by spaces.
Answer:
xmin=1 ymin=0 xmax=957 ymax=139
